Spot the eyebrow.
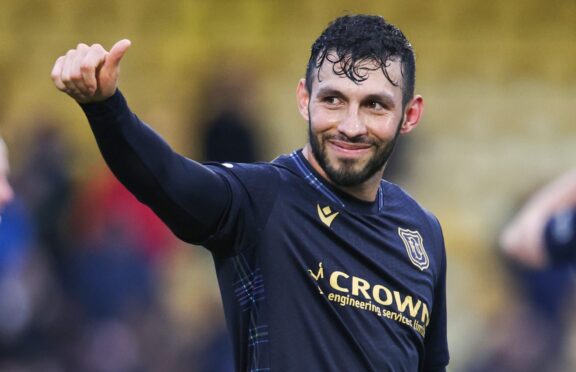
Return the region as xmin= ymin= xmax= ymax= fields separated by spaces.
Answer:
xmin=316 ymin=87 xmax=345 ymax=99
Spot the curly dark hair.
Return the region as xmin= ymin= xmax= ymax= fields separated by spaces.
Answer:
xmin=305 ymin=14 xmax=416 ymax=107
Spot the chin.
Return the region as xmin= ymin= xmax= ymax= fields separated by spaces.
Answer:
xmin=330 ymin=156 xmax=367 ymax=173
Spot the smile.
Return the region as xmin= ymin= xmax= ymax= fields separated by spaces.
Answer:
xmin=328 ymin=139 xmax=372 ymax=157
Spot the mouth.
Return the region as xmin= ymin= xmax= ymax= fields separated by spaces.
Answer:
xmin=328 ymin=139 xmax=373 ymax=156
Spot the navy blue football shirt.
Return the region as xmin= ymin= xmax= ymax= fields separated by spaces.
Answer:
xmin=81 ymin=91 xmax=449 ymax=371
xmin=204 ymin=153 xmax=448 ymax=371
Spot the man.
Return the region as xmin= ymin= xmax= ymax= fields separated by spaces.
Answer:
xmin=52 ymin=15 xmax=449 ymax=371
xmin=501 ymin=170 xmax=576 ymax=268
xmin=0 ymin=137 xmax=15 ymax=218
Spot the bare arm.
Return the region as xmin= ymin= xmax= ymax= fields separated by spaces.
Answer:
xmin=500 ymin=170 xmax=576 ymax=268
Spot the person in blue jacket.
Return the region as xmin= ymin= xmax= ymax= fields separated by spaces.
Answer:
xmin=501 ymin=170 xmax=576 ymax=268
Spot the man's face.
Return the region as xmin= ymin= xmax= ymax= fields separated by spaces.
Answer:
xmin=298 ymin=56 xmax=412 ymax=187
xmin=0 ymin=141 xmax=14 ymax=214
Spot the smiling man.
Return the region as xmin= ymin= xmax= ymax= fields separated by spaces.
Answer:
xmin=299 ymin=51 xmax=422 ymax=199
xmin=52 ymin=14 xmax=449 ymax=371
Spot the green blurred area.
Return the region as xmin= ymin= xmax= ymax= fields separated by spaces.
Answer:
xmin=1 ymin=0 xmax=575 ymax=369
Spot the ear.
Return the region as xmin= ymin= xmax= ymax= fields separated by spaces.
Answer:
xmin=400 ymin=95 xmax=424 ymax=134
xmin=296 ymin=78 xmax=310 ymax=121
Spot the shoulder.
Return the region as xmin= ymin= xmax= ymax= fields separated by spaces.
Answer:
xmin=205 ymin=157 xmax=303 ymax=190
xmin=201 ymin=162 xmax=286 ymax=252
xmin=206 ymin=161 xmax=281 ymax=184
xmin=203 ymin=161 xmax=288 ymax=215
xmin=382 ymin=180 xmax=446 ymax=265
xmin=382 ymin=180 xmax=441 ymax=227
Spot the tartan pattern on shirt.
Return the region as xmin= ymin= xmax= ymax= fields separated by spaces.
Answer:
xmin=233 ymin=255 xmax=270 ymax=371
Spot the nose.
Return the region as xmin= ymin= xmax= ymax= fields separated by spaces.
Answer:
xmin=337 ymin=106 xmax=367 ymax=138
xmin=0 ymin=178 xmax=14 ymax=211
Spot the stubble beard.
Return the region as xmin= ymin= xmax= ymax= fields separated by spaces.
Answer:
xmin=308 ymin=118 xmax=402 ymax=187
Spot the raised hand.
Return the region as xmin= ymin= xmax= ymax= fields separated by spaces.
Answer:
xmin=51 ymin=39 xmax=131 ymax=103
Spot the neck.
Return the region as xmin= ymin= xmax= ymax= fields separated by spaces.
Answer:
xmin=302 ymin=144 xmax=383 ymax=202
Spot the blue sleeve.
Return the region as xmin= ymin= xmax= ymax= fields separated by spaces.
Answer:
xmin=79 ymin=90 xmax=230 ymax=244
xmin=545 ymin=207 xmax=576 ymax=265
xmin=422 ymin=214 xmax=449 ymax=372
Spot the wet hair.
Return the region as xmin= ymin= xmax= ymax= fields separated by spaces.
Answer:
xmin=305 ymin=14 xmax=416 ymax=107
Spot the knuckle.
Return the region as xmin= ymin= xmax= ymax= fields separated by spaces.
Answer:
xmin=80 ymin=62 xmax=93 ymax=72
xmin=61 ymin=71 xmax=71 ymax=82
xmin=91 ymin=43 xmax=104 ymax=51
xmin=70 ymin=72 xmax=82 ymax=81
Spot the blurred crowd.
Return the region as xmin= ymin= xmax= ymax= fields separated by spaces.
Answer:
xmin=464 ymin=174 xmax=576 ymax=372
xmin=3 ymin=123 xmax=576 ymax=372
xmin=0 ymin=125 xmax=239 ymax=372
xmin=0 ymin=68 xmax=266 ymax=371
xmin=3 ymin=124 xmax=576 ymax=372
xmin=2 ymin=70 xmax=576 ymax=371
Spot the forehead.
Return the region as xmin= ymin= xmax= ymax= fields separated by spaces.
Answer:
xmin=312 ymin=55 xmax=404 ymax=98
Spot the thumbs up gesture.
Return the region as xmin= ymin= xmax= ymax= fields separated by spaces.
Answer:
xmin=51 ymin=39 xmax=131 ymax=103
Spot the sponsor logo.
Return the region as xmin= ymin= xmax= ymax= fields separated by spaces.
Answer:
xmin=307 ymin=262 xmax=429 ymax=337
xmin=398 ymin=228 xmax=429 ymax=271
xmin=317 ymin=204 xmax=339 ymax=227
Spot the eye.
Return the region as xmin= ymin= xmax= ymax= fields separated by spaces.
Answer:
xmin=323 ymin=96 xmax=341 ymax=105
xmin=367 ymin=100 xmax=385 ymax=111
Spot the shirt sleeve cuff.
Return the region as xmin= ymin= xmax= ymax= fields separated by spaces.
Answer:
xmin=78 ymin=89 xmax=128 ymax=118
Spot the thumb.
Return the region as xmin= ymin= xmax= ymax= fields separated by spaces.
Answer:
xmin=105 ymin=39 xmax=132 ymax=69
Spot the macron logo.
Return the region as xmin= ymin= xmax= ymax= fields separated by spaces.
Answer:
xmin=317 ymin=204 xmax=339 ymax=227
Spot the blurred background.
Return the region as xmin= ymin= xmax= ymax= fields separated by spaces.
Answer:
xmin=0 ymin=0 xmax=575 ymax=371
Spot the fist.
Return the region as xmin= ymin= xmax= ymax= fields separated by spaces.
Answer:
xmin=51 ymin=39 xmax=131 ymax=103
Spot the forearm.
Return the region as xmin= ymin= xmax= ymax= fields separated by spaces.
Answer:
xmin=518 ymin=170 xmax=576 ymax=223
xmin=500 ymin=170 xmax=576 ymax=267
xmin=81 ymin=90 xmax=229 ymax=243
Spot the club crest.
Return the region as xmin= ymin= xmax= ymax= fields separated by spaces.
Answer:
xmin=398 ymin=228 xmax=429 ymax=271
